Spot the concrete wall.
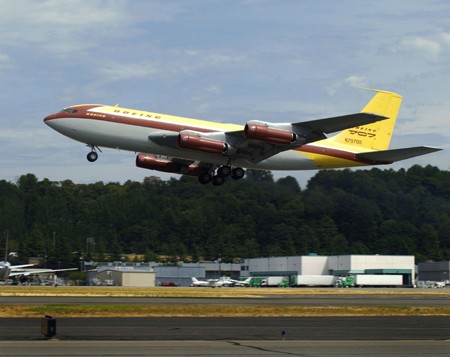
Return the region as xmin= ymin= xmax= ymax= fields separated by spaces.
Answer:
xmin=329 ymin=255 xmax=414 ymax=271
xmin=242 ymin=256 xmax=328 ymax=276
xmin=121 ymin=271 xmax=155 ymax=287
xmin=298 ymin=256 xmax=329 ymax=275
xmin=418 ymin=261 xmax=450 ymax=281
xmin=95 ymin=270 xmax=155 ymax=287
xmin=155 ymin=266 xmax=205 ymax=287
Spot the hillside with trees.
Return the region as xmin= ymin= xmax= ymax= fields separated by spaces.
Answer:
xmin=1 ymin=165 xmax=449 ymax=269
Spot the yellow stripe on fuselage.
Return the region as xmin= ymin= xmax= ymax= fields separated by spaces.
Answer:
xmin=296 ymin=148 xmax=366 ymax=169
xmin=95 ymin=106 xmax=244 ymax=132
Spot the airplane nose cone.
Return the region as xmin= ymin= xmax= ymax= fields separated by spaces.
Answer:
xmin=43 ymin=113 xmax=62 ymax=128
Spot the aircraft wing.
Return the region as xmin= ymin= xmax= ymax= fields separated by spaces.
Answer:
xmin=356 ymin=146 xmax=442 ymax=164
xmin=225 ymin=112 xmax=387 ymax=163
xmin=8 ymin=268 xmax=77 ymax=277
xmin=148 ymin=112 xmax=387 ymax=164
xmin=9 ymin=264 xmax=35 ymax=270
xmin=291 ymin=112 xmax=388 ymax=140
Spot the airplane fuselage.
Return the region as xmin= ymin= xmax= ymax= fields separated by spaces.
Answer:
xmin=43 ymin=91 xmax=441 ymax=185
xmin=44 ymin=104 xmax=361 ymax=171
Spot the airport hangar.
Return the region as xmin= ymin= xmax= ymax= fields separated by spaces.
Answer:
xmin=417 ymin=260 xmax=450 ymax=282
xmin=89 ymin=254 xmax=415 ymax=287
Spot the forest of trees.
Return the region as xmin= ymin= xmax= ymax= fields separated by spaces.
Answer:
xmin=1 ymin=165 xmax=449 ymax=269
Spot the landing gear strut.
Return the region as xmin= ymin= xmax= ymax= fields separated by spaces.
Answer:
xmin=197 ymin=166 xmax=245 ymax=185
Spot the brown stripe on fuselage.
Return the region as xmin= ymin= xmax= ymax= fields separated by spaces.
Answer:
xmin=85 ymin=106 xmax=217 ymax=134
xmin=101 ymin=112 xmax=215 ymax=134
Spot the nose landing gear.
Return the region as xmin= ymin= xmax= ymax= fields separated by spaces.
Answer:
xmin=86 ymin=145 xmax=101 ymax=162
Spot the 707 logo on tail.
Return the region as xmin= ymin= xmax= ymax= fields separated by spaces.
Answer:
xmin=348 ymin=129 xmax=377 ymax=138
xmin=345 ymin=130 xmax=377 ymax=144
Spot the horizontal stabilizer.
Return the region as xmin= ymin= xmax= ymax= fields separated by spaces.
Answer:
xmin=294 ymin=112 xmax=387 ymax=135
xmin=356 ymin=146 xmax=442 ymax=164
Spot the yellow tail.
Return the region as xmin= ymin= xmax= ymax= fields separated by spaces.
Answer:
xmin=329 ymin=89 xmax=402 ymax=151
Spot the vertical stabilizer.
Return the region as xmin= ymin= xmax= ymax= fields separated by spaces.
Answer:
xmin=329 ymin=89 xmax=402 ymax=150
xmin=3 ymin=231 xmax=8 ymax=263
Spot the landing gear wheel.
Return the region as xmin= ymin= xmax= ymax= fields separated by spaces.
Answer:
xmin=198 ymin=173 xmax=212 ymax=185
xmin=231 ymin=167 xmax=245 ymax=180
xmin=217 ymin=165 xmax=232 ymax=177
xmin=87 ymin=151 xmax=98 ymax=162
xmin=211 ymin=175 xmax=225 ymax=186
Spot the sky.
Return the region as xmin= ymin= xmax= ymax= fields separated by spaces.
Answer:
xmin=1 ymin=0 xmax=449 ymax=188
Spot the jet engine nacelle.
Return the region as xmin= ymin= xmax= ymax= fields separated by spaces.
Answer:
xmin=136 ymin=154 xmax=208 ymax=177
xmin=178 ymin=133 xmax=232 ymax=155
xmin=136 ymin=154 xmax=181 ymax=173
xmin=244 ymin=122 xmax=297 ymax=145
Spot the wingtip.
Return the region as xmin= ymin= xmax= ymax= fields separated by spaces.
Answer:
xmin=354 ymin=86 xmax=402 ymax=98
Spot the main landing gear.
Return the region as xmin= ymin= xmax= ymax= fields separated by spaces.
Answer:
xmin=198 ymin=166 xmax=245 ymax=186
xmin=86 ymin=145 xmax=101 ymax=162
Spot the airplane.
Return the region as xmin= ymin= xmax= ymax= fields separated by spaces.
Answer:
xmin=228 ymin=277 xmax=252 ymax=286
xmin=425 ymin=280 xmax=447 ymax=289
xmin=191 ymin=277 xmax=225 ymax=288
xmin=1 ymin=235 xmax=77 ymax=283
xmin=434 ymin=281 xmax=446 ymax=288
xmin=43 ymin=89 xmax=441 ymax=186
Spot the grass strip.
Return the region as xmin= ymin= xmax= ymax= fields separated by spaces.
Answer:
xmin=1 ymin=286 xmax=449 ymax=298
xmin=1 ymin=304 xmax=449 ymax=318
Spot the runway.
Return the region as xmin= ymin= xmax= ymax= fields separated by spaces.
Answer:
xmin=1 ymin=291 xmax=449 ymax=307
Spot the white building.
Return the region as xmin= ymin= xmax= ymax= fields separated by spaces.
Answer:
xmin=240 ymin=254 xmax=415 ymax=286
xmin=93 ymin=269 xmax=156 ymax=287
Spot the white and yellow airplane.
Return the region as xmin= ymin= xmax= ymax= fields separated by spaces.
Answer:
xmin=44 ymin=89 xmax=441 ymax=186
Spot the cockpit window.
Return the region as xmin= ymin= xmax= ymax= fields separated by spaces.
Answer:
xmin=60 ymin=108 xmax=78 ymax=114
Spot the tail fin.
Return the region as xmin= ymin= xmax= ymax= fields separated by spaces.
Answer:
xmin=329 ymin=89 xmax=402 ymax=151
xmin=3 ymin=231 xmax=8 ymax=263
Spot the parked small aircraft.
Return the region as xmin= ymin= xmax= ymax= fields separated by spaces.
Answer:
xmin=228 ymin=277 xmax=252 ymax=286
xmin=44 ymin=89 xmax=441 ymax=186
xmin=1 ymin=236 xmax=77 ymax=283
xmin=191 ymin=277 xmax=224 ymax=288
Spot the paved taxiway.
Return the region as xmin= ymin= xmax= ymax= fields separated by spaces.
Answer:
xmin=0 ymin=340 xmax=449 ymax=356
xmin=1 ymin=316 xmax=449 ymax=340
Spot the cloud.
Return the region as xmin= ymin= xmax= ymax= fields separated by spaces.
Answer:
xmin=325 ymin=76 xmax=368 ymax=96
xmin=0 ymin=53 xmax=12 ymax=70
xmin=440 ymin=32 xmax=450 ymax=44
xmin=0 ymin=0 xmax=183 ymax=56
xmin=344 ymin=75 xmax=367 ymax=88
xmin=99 ymin=61 xmax=162 ymax=81
xmin=401 ymin=37 xmax=442 ymax=59
xmin=97 ymin=49 xmax=248 ymax=83
xmin=400 ymin=32 xmax=450 ymax=60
